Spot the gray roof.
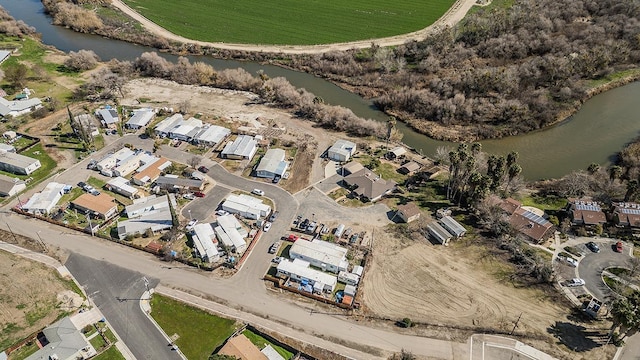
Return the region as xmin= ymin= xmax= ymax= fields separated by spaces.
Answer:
xmin=221 ymin=135 xmax=257 ymax=158
xmin=126 ymin=108 xmax=154 ymax=127
xmin=96 ymin=109 xmax=119 ymax=124
xmin=155 ymin=176 xmax=204 ymax=188
xmin=328 ymin=139 xmax=356 ymax=157
xmin=256 ymin=148 xmax=288 ymax=176
xmin=427 ymin=221 xmax=452 ymax=244
xmin=193 ymin=125 xmax=230 ymax=144
xmin=0 ymin=97 xmax=42 ymax=116
xmin=0 ymin=151 xmax=39 ymax=168
xmin=118 ymin=208 xmax=173 ymax=238
xmin=0 ymin=173 xmax=25 ymax=195
xmin=439 ymin=216 xmax=466 ymax=236
xmin=0 ymin=50 xmax=11 ymax=62
xmin=25 ymin=317 xmax=88 ymax=360
xmin=0 ymin=143 xmax=15 ymax=152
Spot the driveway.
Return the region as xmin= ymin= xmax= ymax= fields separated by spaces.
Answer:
xmin=575 ymin=239 xmax=633 ymax=302
xmin=65 ymin=253 xmax=182 ymax=360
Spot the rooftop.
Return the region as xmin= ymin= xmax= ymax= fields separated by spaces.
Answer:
xmin=72 ymin=193 xmax=116 ymax=215
xmin=0 ymin=151 xmax=39 ymax=168
xmin=218 ymin=334 xmax=267 ymax=360
xmin=344 ymin=168 xmax=396 ymax=200
xmin=222 ymin=135 xmax=257 ymax=157
xmin=256 ymin=148 xmax=288 ymax=175
xmin=25 ymin=317 xmax=88 ymax=360
xmin=398 ymin=202 xmax=421 ymax=218
xmin=277 ymin=259 xmax=338 ymax=287
xmin=290 ymin=239 xmax=348 ymax=268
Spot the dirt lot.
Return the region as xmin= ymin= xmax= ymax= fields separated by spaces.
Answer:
xmin=0 ymin=250 xmax=78 ymax=349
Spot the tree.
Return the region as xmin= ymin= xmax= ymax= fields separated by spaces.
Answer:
xmin=588 ymin=163 xmax=601 ymax=174
xmin=64 ymin=50 xmax=100 ymax=71
xmin=610 ymin=291 xmax=640 ymax=341
xmin=188 ymin=156 xmax=202 ymax=169
xmin=209 ymin=355 xmax=238 ymax=360
xmin=5 ymin=63 xmax=27 ymax=89
xmin=609 ymin=165 xmax=623 ymax=185
xmin=389 ymin=349 xmax=416 ymax=360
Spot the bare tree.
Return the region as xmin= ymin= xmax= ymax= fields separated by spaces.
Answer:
xmin=64 ymin=50 xmax=100 ymax=71
xmin=188 ymin=156 xmax=201 ymax=169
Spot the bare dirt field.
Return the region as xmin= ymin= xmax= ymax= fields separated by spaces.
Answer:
xmin=0 ymin=250 xmax=78 ymax=350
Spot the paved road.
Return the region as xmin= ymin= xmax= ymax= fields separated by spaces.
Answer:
xmin=577 ymin=239 xmax=633 ymax=303
xmin=65 ymin=253 xmax=181 ymax=360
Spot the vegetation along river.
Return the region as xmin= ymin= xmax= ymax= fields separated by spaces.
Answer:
xmin=4 ymin=0 xmax=640 ymax=180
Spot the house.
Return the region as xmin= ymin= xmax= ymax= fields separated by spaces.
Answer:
xmin=0 ymin=143 xmax=15 ymax=153
xmin=0 ymin=49 xmax=11 ymax=64
xmin=72 ymin=113 xmax=100 ymax=137
xmin=24 ymin=317 xmax=91 ymax=360
xmin=0 ymin=97 xmax=42 ymax=117
xmin=568 ymin=198 xmax=607 ymax=225
xmin=0 ymin=152 xmax=41 ymax=175
xmin=261 ymin=345 xmax=286 ymax=360
xmin=155 ymin=176 xmax=205 ymax=192
xmin=338 ymin=271 xmax=360 ymax=285
xmin=398 ymin=161 xmax=421 ymax=175
xmin=352 ymin=265 xmax=364 ymax=277
xmin=125 ymin=108 xmax=154 ymax=129
xmin=276 ymin=259 xmax=337 ymax=293
xmin=289 ymin=239 xmax=349 ymax=273
xmin=221 ymin=135 xmax=258 ymax=160
xmin=396 ymin=202 xmax=421 ymax=223
xmin=217 ymin=213 xmax=248 ymax=237
xmin=106 ymin=177 xmax=138 ymax=198
xmin=500 ymin=198 xmax=553 ymax=243
xmin=387 ymin=146 xmax=407 ymax=160
xmin=117 ymin=195 xmax=176 ymax=239
xmin=256 ymin=148 xmax=289 ymax=179
xmin=439 ymin=216 xmax=466 ymax=238
xmin=221 ymin=194 xmax=271 ymax=220
xmin=343 ymin=168 xmax=396 ymax=202
xmin=218 ymin=334 xmax=267 ymax=360
xmin=95 ymin=108 xmax=119 ymax=128
xmin=192 ymin=125 xmax=230 ymax=147
xmin=327 ymin=139 xmax=356 ymax=162
xmin=95 ymin=147 xmax=135 ymax=175
xmin=132 ymin=156 xmax=172 ymax=186
xmin=71 ymin=193 xmax=118 ymax=219
xmin=0 ymin=174 xmax=25 ymax=197
xmin=191 ymin=223 xmax=220 ymax=263
xmin=341 ymin=161 xmax=364 ymax=176
xmin=214 ymin=224 xmax=247 ymax=254
xmin=427 ymin=221 xmax=452 ymax=245
xmin=21 ymin=182 xmax=66 ymax=215
xmin=153 ymin=113 xmax=184 ymax=137
xmin=3 ymin=131 xmax=16 ymax=140
xmin=169 ymin=117 xmax=203 ymax=141
xmin=612 ymin=202 xmax=640 ymax=228
xmin=111 ymin=152 xmax=151 ymax=178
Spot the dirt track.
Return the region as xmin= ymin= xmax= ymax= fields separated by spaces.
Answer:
xmin=110 ymin=0 xmax=479 ymax=54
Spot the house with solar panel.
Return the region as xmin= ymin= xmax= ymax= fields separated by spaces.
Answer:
xmin=612 ymin=202 xmax=640 ymax=228
xmin=500 ymin=198 xmax=554 ymax=243
xmin=568 ymin=198 xmax=607 ymax=226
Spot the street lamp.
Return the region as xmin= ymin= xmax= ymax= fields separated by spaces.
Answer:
xmin=188 ymin=210 xmax=192 ymax=221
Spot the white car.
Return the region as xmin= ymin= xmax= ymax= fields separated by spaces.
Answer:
xmin=183 ymin=193 xmax=195 ymax=200
xmin=186 ymin=219 xmax=198 ymax=230
xmin=251 ymin=189 xmax=265 ymax=196
xmin=565 ymin=257 xmax=578 ymax=267
xmin=567 ymin=278 xmax=585 ymax=287
xmin=215 ymin=210 xmax=229 ymax=216
xmin=263 ymin=222 xmax=272 ymax=232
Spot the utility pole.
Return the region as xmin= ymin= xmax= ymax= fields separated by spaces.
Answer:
xmin=510 ymin=312 xmax=523 ymax=335
xmin=4 ymin=221 xmax=19 ymax=244
xmin=86 ymin=211 xmax=94 ymax=236
xmin=36 ymin=231 xmax=47 ymax=252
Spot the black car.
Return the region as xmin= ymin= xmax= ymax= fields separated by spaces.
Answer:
xmin=269 ymin=211 xmax=279 ymax=222
xmin=272 ymin=176 xmax=281 ymax=184
xmin=77 ymin=181 xmax=86 ymax=189
xmin=586 ymin=241 xmax=600 ymax=253
xmin=198 ymin=166 xmax=209 ymax=173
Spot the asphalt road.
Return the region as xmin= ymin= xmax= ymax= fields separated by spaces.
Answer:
xmin=577 ymin=239 xmax=633 ymax=302
xmin=65 ymin=253 xmax=182 ymax=360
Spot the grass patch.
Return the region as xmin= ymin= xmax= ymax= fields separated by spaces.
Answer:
xmin=520 ymin=194 xmax=567 ymax=211
xmin=185 ymin=144 xmax=209 ymax=155
xmin=467 ymin=0 xmax=515 ymax=16
xmin=90 ymin=334 xmax=108 ymax=351
xmin=328 ymin=187 xmax=349 ymax=200
xmin=7 ymin=340 xmax=39 ymax=360
xmin=603 ymin=275 xmax=635 ymax=297
xmin=0 ymin=144 xmax=59 ymax=186
xmin=564 ymin=246 xmax=583 ymax=258
xmin=122 ymin=0 xmax=456 ymax=45
xmin=607 ymin=267 xmax=630 ymax=277
xmin=242 ymin=329 xmax=294 ymax=360
xmin=87 ymin=177 xmax=107 ymax=189
xmin=92 ymin=345 xmax=126 ymax=360
xmin=150 ymin=294 xmax=239 ymax=360
xmin=103 ymin=327 xmax=118 ymax=344
xmin=588 ymin=68 xmax=640 ymax=88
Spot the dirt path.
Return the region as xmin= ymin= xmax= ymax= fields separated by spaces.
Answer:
xmin=110 ymin=0 xmax=479 ymax=54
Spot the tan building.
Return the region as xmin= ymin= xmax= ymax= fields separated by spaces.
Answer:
xmin=396 ymin=203 xmax=421 ymax=223
xmin=71 ymin=193 xmax=118 ymax=219
xmin=218 ymin=334 xmax=267 ymax=360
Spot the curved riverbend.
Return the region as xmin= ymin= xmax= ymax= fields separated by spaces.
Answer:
xmin=3 ymin=0 xmax=640 ymax=180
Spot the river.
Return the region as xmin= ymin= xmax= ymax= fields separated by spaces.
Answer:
xmin=2 ymin=0 xmax=639 ymax=180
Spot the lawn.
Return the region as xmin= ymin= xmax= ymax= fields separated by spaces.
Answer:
xmin=90 ymin=334 xmax=107 ymax=351
xmin=122 ymin=0 xmax=456 ymax=45
xmin=7 ymin=341 xmax=38 ymax=360
xmin=150 ymin=294 xmax=239 ymax=360
xmin=92 ymin=345 xmax=126 ymax=360
xmin=242 ymin=329 xmax=293 ymax=360
xmin=520 ymin=194 xmax=567 ymax=211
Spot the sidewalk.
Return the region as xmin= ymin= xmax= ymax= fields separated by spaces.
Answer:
xmin=139 ymin=289 xmax=188 ymax=360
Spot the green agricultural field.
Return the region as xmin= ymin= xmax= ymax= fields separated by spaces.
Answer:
xmin=123 ymin=0 xmax=456 ymax=45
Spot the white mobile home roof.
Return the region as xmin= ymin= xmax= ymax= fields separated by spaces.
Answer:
xmin=440 ymin=216 xmax=466 ymax=237
xmin=0 ymin=97 xmax=42 ymax=117
xmin=0 ymin=143 xmax=15 ymax=152
xmin=256 ymin=148 xmax=288 ymax=177
xmin=277 ymin=259 xmax=337 ymax=288
xmin=126 ymin=108 xmax=154 ymax=127
xmin=344 ymin=284 xmax=357 ymax=296
xmin=192 ymin=223 xmax=218 ymax=261
xmin=125 ymin=194 xmax=173 ymax=217
xmin=0 ymin=152 xmax=39 ymax=169
xmin=117 ymin=208 xmax=173 ymax=239
xmin=328 ymin=139 xmax=356 ymax=158
xmin=169 ymin=117 xmax=203 ymax=138
xmin=96 ymin=109 xmax=119 ymax=125
xmin=154 ymin=113 xmax=183 ymax=134
xmin=22 ymin=182 xmax=65 ymax=213
xmin=221 ymin=135 xmax=257 ymax=158
xmin=222 ymin=194 xmax=271 ymax=218
xmin=427 ymin=221 xmax=452 ymax=244
xmin=193 ymin=125 xmax=230 ymax=145
xmin=107 ymin=177 xmax=138 ymax=196
xmin=216 ymin=214 xmax=248 ymax=238
xmin=290 ymin=239 xmax=348 ymax=270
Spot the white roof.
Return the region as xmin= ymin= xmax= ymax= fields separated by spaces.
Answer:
xmin=214 ymin=225 xmax=246 ymax=252
xmin=277 ymin=259 xmax=337 ymax=287
xmin=290 ymin=239 xmax=348 ymax=269
xmin=96 ymin=108 xmax=119 ymax=124
xmin=192 ymin=223 xmax=218 ymax=261
xmin=216 ymin=214 xmax=248 ymax=237
xmin=125 ymin=194 xmax=172 ymax=217
xmin=0 ymin=143 xmax=15 ymax=152
xmin=344 ymin=284 xmax=357 ymax=296
xmin=126 ymin=108 xmax=154 ymax=127
xmin=117 ymin=208 xmax=173 ymax=238
xmin=193 ymin=125 xmax=230 ymax=144
xmin=261 ymin=345 xmax=285 ymax=360
xmin=107 ymin=177 xmax=138 ymax=195
xmin=170 ymin=117 xmax=203 ymax=137
xmin=222 ymin=194 xmax=271 ymax=217
xmin=0 ymin=97 xmax=42 ymax=116
xmin=22 ymin=182 xmax=65 ymax=212
xmin=256 ymin=148 xmax=288 ymax=175
xmin=440 ymin=216 xmax=466 ymax=236
xmin=352 ymin=265 xmax=364 ymax=276
xmin=154 ymin=113 xmax=183 ymax=133
xmin=221 ymin=135 xmax=257 ymax=157
xmin=338 ymin=271 xmax=360 ymax=284
xmin=389 ymin=146 xmax=407 ymax=156
xmin=0 ymin=152 xmax=39 ymax=168
xmin=329 ymin=139 xmax=356 ymax=157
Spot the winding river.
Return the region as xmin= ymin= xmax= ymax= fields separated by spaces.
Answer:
xmin=3 ymin=0 xmax=640 ymax=180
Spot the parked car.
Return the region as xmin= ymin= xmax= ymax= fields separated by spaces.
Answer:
xmin=251 ymin=189 xmax=265 ymax=196
xmin=564 ymin=256 xmax=578 ymax=267
xmin=268 ymin=242 xmax=279 ymax=254
xmin=272 ymin=176 xmax=281 ymax=184
xmin=186 ymin=219 xmax=198 ymax=230
xmin=194 ymin=191 xmax=205 ymax=198
xmin=615 ymin=241 xmax=623 ymax=253
xmin=90 ymin=190 xmax=100 ymax=196
xmin=567 ymin=278 xmax=586 ymax=287
xmin=269 ymin=211 xmax=279 ymax=222
xmin=86 ymin=160 xmax=97 ymax=170
xmin=215 ymin=209 xmax=229 ymax=216
xmin=586 ymin=242 xmax=600 ymax=253
xmin=271 ymin=256 xmax=283 ymax=264
xmin=306 ymin=221 xmax=317 ymax=234
xmin=77 ymin=181 xmax=87 ymax=189
xmin=284 ymin=234 xmax=299 ymax=242
xmin=263 ymin=222 xmax=272 ymax=232
xmin=198 ymin=166 xmax=209 ymax=173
